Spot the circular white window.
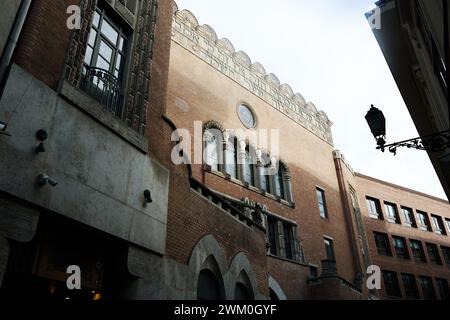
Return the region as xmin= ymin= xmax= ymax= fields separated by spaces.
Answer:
xmin=238 ymin=104 xmax=256 ymax=128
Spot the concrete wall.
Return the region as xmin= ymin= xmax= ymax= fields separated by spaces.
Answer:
xmin=0 ymin=0 xmax=22 ymax=58
xmin=0 ymin=64 xmax=170 ymax=255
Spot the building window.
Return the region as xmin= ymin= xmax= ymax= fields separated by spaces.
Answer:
xmin=273 ymin=166 xmax=285 ymax=200
xmin=382 ymin=271 xmax=401 ymax=297
xmin=392 ymin=236 xmax=409 ymax=260
xmin=225 ymin=136 xmax=238 ymax=179
xmin=401 ymin=273 xmax=419 ymax=299
xmin=419 ymin=276 xmax=436 ymax=300
xmin=401 ymin=207 xmax=416 ymax=228
xmin=243 ymin=146 xmax=256 ymax=187
xmin=441 ymin=246 xmax=450 ymax=266
xmin=283 ymin=222 xmax=295 ymax=260
xmin=316 ymin=188 xmax=328 ymax=219
xmin=266 ymin=215 xmax=302 ymax=262
xmin=204 ymin=127 xmax=223 ymax=172
xmin=237 ymin=104 xmax=256 ymax=129
xmin=384 ymin=202 xmax=400 ymax=224
xmin=324 ymin=238 xmax=335 ymax=261
xmin=431 ymin=215 xmax=446 ymax=235
xmin=446 ymin=219 xmax=450 ymax=234
xmin=410 ymin=240 xmax=426 ymax=263
xmin=426 ymin=243 xmax=442 ymax=265
xmin=267 ymin=216 xmax=278 ymax=256
xmin=82 ymin=7 xmax=129 ymax=116
xmin=374 ymin=232 xmax=392 ymax=256
xmin=366 ymin=197 xmax=383 ymax=219
xmin=417 ymin=211 xmax=432 ymax=231
xmin=436 ymin=278 xmax=450 ymax=300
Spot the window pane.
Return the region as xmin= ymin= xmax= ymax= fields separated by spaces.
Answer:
xmin=99 ymin=41 xmax=113 ymax=62
xmin=88 ymin=29 xmax=97 ymax=47
xmin=96 ymin=56 xmax=110 ymax=71
xmin=101 ymin=18 xmax=119 ymax=45
xmin=84 ymin=46 xmax=93 ymax=65
xmin=93 ymin=11 xmax=100 ymax=28
xmin=119 ymin=36 xmax=125 ymax=52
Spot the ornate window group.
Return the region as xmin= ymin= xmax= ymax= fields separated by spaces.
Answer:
xmin=203 ymin=123 xmax=293 ymax=203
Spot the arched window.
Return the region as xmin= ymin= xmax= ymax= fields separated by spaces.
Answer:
xmin=273 ymin=165 xmax=285 ymax=199
xmin=244 ymin=146 xmax=255 ymax=186
xmin=197 ymin=269 xmax=223 ymax=300
xmin=225 ymin=136 xmax=238 ymax=179
xmin=204 ymin=127 xmax=223 ymax=172
xmin=258 ymin=153 xmax=271 ymax=192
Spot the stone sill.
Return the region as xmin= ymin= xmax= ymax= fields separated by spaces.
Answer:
xmin=267 ymin=253 xmax=308 ymax=267
xmin=369 ymin=213 xmax=382 ymax=220
xmin=206 ymin=168 xmax=296 ymax=209
xmin=60 ymin=81 xmax=148 ymax=154
xmin=189 ymin=187 xmax=255 ymax=231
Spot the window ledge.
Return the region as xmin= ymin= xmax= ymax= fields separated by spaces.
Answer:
xmin=206 ymin=169 xmax=296 ymax=208
xmin=60 ymin=81 xmax=148 ymax=153
xmin=267 ymin=253 xmax=309 ymax=267
xmin=369 ymin=213 xmax=381 ymax=219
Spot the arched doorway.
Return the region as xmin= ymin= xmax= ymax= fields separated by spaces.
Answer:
xmin=197 ymin=269 xmax=223 ymax=300
xmin=234 ymin=271 xmax=255 ymax=300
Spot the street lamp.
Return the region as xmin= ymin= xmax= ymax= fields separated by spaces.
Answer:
xmin=365 ymin=105 xmax=450 ymax=155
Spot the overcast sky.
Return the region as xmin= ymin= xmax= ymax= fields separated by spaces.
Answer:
xmin=176 ymin=0 xmax=447 ymax=200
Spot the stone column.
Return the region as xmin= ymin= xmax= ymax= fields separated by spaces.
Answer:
xmin=237 ymin=139 xmax=247 ymax=182
xmin=282 ymin=170 xmax=293 ymax=202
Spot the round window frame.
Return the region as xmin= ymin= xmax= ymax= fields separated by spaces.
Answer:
xmin=236 ymin=103 xmax=257 ymax=129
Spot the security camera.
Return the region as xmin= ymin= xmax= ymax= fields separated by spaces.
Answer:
xmin=37 ymin=174 xmax=58 ymax=187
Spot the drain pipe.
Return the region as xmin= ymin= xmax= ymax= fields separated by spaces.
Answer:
xmin=0 ymin=0 xmax=32 ymax=86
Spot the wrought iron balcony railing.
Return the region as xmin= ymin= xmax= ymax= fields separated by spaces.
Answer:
xmin=80 ymin=66 xmax=123 ymax=117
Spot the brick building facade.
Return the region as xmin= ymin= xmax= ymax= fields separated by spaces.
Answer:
xmin=0 ymin=0 xmax=448 ymax=300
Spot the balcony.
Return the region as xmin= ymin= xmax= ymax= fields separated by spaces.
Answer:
xmin=80 ymin=66 xmax=123 ymax=117
xmin=321 ymin=259 xmax=337 ymax=275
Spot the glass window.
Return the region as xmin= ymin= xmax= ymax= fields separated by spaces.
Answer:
xmin=392 ymin=236 xmax=409 ymax=260
xmin=83 ymin=8 xmax=128 ymax=78
xmin=446 ymin=219 xmax=450 ymax=233
xmin=420 ymin=276 xmax=436 ymax=300
xmin=283 ymin=223 xmax=294 ymax=260
xmin=316 ymin=188 xmax=328 ymax=219
xmin=431 ymin=215 xmax=446 ymax=235
xmin=272 ymin=167 xmax=285 ymax=199
xmin=401 ymin=273 xmax=419 ymax=299
xmin=384 ymin=202 xmax=399 ymax=223
xmin=204 ymin=129 xmax=222 ymax=171
xmin=267 ymin=217 xmax=278 ymax=256
xmin=383 ymin=271 xmax=401 ymax=297
xmin=417 ymin=211 xmax=431 ymax=231
xmin=366 ymin=197 xmax=382 ymax=219
xmin=410 ymin=240 xmax=426 ymax=263
xmin=374 ymin=232 xmax=391 ymax=256
xmin=426 ymin=243 xmax=442 ymax=265
xmin=244 ymin=147 xmax=255 ymax=186
xmin=324 ymin=238 xmax=335 ymax=260
xmin=237 ymin=104 xmax=256 ymax=128
xmin=441 ymin=246 xmax=450 ymax=265
xmin=401 ymin=207 xmax=416 ymax=227
xmin=225 ymin=137 xmax=237 ymax=179
xmin=436 ymin=279 xmax=450 ymax=300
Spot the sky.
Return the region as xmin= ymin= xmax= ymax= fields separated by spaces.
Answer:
xmin=175 ymin=0 xmax=448 ymax=200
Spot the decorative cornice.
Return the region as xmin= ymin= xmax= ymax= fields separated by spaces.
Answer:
xmin=172 ymin=3 xmax=334 ymax=145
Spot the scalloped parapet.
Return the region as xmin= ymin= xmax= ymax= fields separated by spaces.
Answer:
xmin=172 ymin=6 xmax=334 ymax=145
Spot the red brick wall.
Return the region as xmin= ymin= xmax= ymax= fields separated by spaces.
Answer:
xmin=355 ymin=173 xmax=450 ymax=299
xmin=13 ymin=0 xmax=75 ymax=89
xmin=267 ymin=256 xmax=309 ymax=299
xmin=166 ymin=39 xmax=361 ymax=289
